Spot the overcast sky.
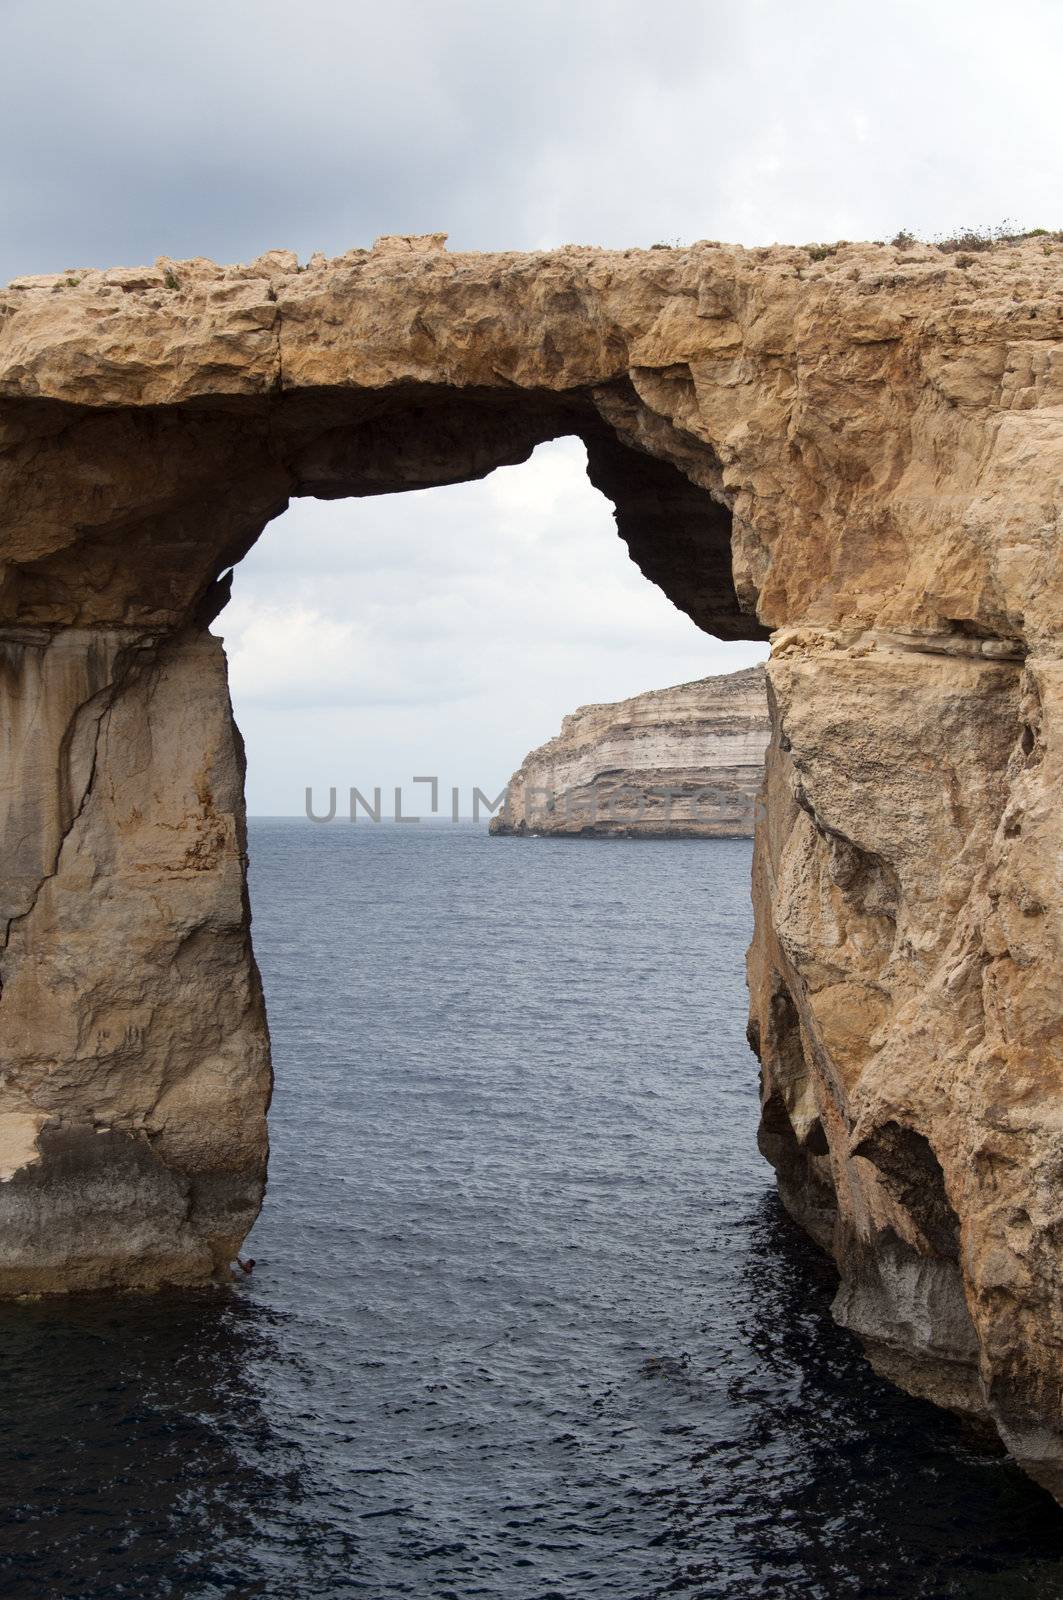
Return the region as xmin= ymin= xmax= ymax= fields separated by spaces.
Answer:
xmin=4 ymin=0 xmax=1059 ymax=812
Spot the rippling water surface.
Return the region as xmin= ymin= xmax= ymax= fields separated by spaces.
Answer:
xmin=3 ymin=822 xmax=1063 ymax=1598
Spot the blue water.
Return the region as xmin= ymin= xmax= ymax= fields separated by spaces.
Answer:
xmin=2 ymin=822 xmax=1063 ymax=1599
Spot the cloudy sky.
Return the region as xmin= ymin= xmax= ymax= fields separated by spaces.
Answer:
xmin=4 ymin=0 xmax=1059 ymax=811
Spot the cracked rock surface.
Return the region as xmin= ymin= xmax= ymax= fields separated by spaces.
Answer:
xmin=3 ymin=232 xmax=1063 ymax=1498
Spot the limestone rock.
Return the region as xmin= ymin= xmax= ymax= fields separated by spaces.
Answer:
xmin=0 ymin=625 xmax=268 ymax=1291
xmin=3 ymin=234 xmax=1063 ymax=1497
xmin=490 ymin=665 xmax=768 ymax=837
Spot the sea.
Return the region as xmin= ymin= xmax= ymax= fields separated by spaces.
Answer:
xmin=2 ymin=822 xmax=1063 ymax=1599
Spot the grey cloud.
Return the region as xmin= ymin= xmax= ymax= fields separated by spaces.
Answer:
xmin=7 ymin=0 xmax=1060 ymax=286
xmin=2 ymin=0 xmax=725 ymax=277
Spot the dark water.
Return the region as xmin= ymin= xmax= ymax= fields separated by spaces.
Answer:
xmin=3 ymin=823 xmax=1063 ymax=1599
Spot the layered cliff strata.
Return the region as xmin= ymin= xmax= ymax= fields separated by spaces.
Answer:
xmin=491 ymin=664 xmax=768 ymax=836
xmin=2 ymin=232 xmax=1063 ymax=1497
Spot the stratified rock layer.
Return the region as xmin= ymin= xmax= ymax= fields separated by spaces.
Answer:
xmin=490 ymin=665 xmax=768 ymax=836
xmin=3 ymin=232 xmax=1063 ymax=1497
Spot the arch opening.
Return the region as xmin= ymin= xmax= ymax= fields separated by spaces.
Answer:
xmin=0 ymin=384 xmax=768 ymax=1296
xmin=221 ymin=435 xmax=769 ymax=817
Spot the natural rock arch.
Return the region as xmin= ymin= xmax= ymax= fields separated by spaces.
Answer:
xmin=2 ymin=233 xmax=1063 ymax=1498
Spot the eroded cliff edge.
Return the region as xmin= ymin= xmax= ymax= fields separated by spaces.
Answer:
xmin=490 ymin=665 xmax=769 ymax=836
xmin=2 ymin=232 xmax=1063 ymax=1497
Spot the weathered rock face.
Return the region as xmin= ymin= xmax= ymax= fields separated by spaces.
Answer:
xmin=491 ymin=665 xmax=768 ymax=836
xmin=3 ymin=232 xmax=1063 ymax=1496
xmin=0 ymin=623 xmax=269 ymax=1290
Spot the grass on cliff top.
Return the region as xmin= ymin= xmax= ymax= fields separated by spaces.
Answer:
xmin=651 ymin=222 xmax=1061 ymax=260
xmin=803 ymin=222 xmax=1061 ymax=264
xmin=889 ymin=221 xmax=1061 ymax=252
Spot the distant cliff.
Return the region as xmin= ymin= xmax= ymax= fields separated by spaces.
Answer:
xmin=490 ymin=665 xmax=768 ymax=838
